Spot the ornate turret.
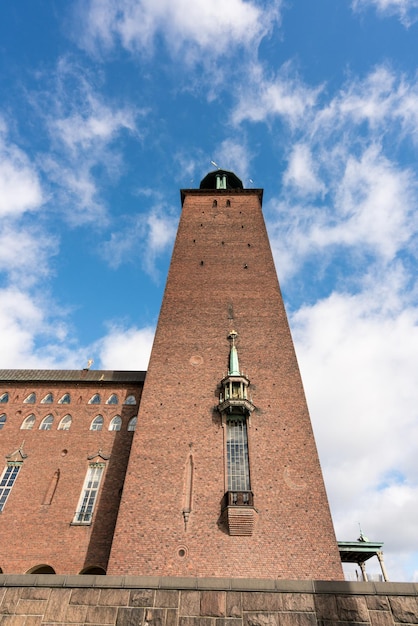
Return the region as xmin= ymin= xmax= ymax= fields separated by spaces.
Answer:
xmin=218 ymin=331 xmax=255 ymax=415
xmin=218 ymin=331 xmax=256 ymax=536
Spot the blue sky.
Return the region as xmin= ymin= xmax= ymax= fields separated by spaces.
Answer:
xmin=1 ymin=0 xmax=418 ymax=581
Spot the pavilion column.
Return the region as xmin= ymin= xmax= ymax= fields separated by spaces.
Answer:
xmin=359 ymin=561 xmax=368 ymax=582
xmin=376 ymin=551 xmax=389 ymax=582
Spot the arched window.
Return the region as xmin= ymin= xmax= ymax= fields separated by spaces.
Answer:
xmin=106 ymin=394 xmax=118 ymax=405
xmin=21 ymin=414 xmax=35 ymax=430
xmin=24 ymin=393 xmax=36 ymax=404
xmin=124 ymin=395 xmax=136 ymax=405
xmin=90 ymin=415 xmax=103 ymax=431
xmin=58 ymin=415 xmax=72 ymax=431
xmin=39 ymin=415 xmax=54 ymax=431
xmin=58 ymin=393 xmax=70 ymax=404
xmin=41 ymin=393 xmax=53 ymax=403
xmin=109 ymin=416 xmax=122 ymax=431
xmin=0 ymin=414 xmax=6 ymax=430
xmin=0 ymin=393 xmax=8 ymax=403
xmin=26 ymin=565 xmax=56 ymax=574
xmin=127 ymin=416 xmax=137 ymax=432
xmin=88 ymin=394 xmax=101 ymax=404
xmin=79 ymin=566 xmax=106 ymax=575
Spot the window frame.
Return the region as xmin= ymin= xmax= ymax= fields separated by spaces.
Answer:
xmin=109 ymin=415 xmax=122 ymax=431
xmin=39 ymin=415 xmax=54 ymax=431
xmin=58 ymin=414 xmax=72 ymax=431
xmin=21 ymin=414 xmax=36 ymax=430
xmin=127 ymin=416 xmax=137 ymax=431
xmin=73 ymin=463 xmax=105 ymax=525
xmin=0 ymin=463 xmax=22 ymax=511
xmin=90 ymin=415 xmax=104 ymax=431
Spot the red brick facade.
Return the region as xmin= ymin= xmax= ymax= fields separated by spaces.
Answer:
xmin=0 ymin=372 xmax=143 ymax=574
xmin=0 ymin=173 xmax=343 ymax=579
xmin=108 ymin=179 xmax=343 ymax=579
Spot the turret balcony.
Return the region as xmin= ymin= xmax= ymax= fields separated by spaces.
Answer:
xmin=218 ymin=397 xmax=255 ymax=413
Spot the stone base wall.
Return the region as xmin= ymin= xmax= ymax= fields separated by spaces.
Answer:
xmin=0 ymin=576 xmax=418 ymax=625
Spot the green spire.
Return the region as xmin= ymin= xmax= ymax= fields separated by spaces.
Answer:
xmin=228 ymin=330 xmax=240 ymax=375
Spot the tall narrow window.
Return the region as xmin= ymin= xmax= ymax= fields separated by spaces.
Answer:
xmin=73 ymin=464 xmax=104 ymax=524
xmin=226 ymin=416 xmax=251 ymax=496
xmin=0 ymin=464 xmax=21 ymax=511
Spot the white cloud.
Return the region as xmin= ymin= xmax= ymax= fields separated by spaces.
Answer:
xmin=31 ymin=58 xmax=140 ymax=226
xmin=291 ymin=274 xmax=418 ymax=578
xmin=211 ymin=138 xmax=253 ymax=185
xmin=283 ymin=143 xmax=326 ymax=196
xmin=232 ymin=62 xmax=320 ymax=127
xmin=97 ymin=324 xmax=154 ymax=370
xmin=0 ymin=124 xmax=43 ymax=218
xmin=0 ymin=223 xmax=57 ymax=287
xmin=352 ymin=0 xmax=418 ymax=26
xmin=51 ymin=94 xmax=136 ymax=154
xmin=314 ymin=146 xmax=416 ymax=257
xmin=77 ymin=0 xmax=280 ymax=61
xmin=102 ymin=204 xmax=178 ymax=277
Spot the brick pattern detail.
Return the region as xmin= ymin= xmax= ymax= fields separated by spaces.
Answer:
xmin=222 ymin=507 xmax=256 ymax=536
xmin=0 ymin=578 xmax=417 ymax=625
xmin=0 ymin=380 xmax=142 ymax=574
xmin=109 ymin=189 xmax=342 ymax=579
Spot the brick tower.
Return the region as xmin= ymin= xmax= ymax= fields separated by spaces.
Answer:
xmin=109 ymin=170 xmax=343 ymax=579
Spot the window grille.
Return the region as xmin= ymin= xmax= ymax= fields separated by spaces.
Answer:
xmin=21 ymin=414 xmax=35 ymax=430
xmin=39 ymin=415 xmax=54 ymax=430
xmin=73 ymin=464 xmax=104 ymax=524
xmin=109 ymin=416 xmax=122 ymax=431
xmin=226 ymin=417 xmax=250 ymax=492
xmin=127 ymin=416 xmax=137 ymax=431
xmin=90 ymin=415 xmax=104 ymax=431
xmin=0 ymin=464 xmax=21 ymax=511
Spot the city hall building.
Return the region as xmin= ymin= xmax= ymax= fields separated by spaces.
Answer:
xmin=0 ymin=172 xmax=412 ymax=626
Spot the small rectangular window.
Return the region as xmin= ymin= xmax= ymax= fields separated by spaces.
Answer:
xmin=73 ymin=464 xmax=104 ymax=524
xmin=0 ymin=464 xmax=21 ymax=511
